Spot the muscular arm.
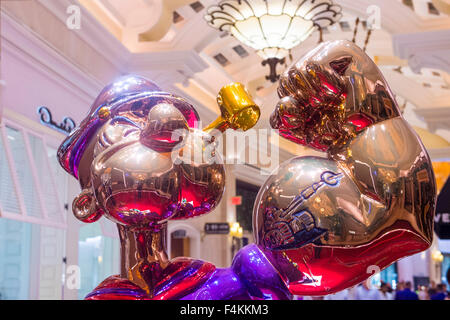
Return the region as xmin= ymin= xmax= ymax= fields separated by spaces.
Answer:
xmin=270 ymin=40 xmax=435 ymax=243
xmin=253 ymin=40 xmax=436 ymax=297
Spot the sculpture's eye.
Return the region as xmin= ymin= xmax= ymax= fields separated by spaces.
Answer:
xmin=140 ymin=103 xmax=189 ymax=152
xmin=94 ymin=118 xmax=140 ymax=155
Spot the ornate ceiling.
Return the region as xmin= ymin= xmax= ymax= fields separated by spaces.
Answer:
xmin=76 ymin=0 xmax=450 ymax=138
xmin=2 ymin=0 xmax=450 ymax=159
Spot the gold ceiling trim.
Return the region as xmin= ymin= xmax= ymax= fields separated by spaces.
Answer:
xmin=78 ymin=0 xmax=123 ymax=41
xmin=139 ymin=0 xmax=192 ymax=42
xmin=413 ymin=126 xmax=450 ymax=150
xmin=432 ymin=0 xmax=450 ymax=15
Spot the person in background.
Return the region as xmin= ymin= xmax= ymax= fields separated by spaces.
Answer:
xmin=418 ymin=286 xmax=429 ymax=300
xmin=430 ymin=284 xmax=448 ymax=300
xmin=429 ymin=281 xmax=437 ymax=292
xmin=396 ymin=281 xmax=405 ymax=293
xmin=354 ymin=282 xmax=383 ymax=300
xmin=380 ymin=282 xmax=394 ymax=300
xmin=428 ymin=282 xmax=437 ymax=299
xmin=395 ymin=281 xmax=419 ymax=300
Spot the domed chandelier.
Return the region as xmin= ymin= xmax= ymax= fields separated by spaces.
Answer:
xmin=205 ymin=0 xmax=342 ymax=82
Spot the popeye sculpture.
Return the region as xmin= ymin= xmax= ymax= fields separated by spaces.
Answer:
xmin=58 ymin=40 xmax=435 ymax=299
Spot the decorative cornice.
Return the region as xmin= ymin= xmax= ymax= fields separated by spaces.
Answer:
xmin=128 ymin=49 xmax=208 ymax=77
xmin=138 ymin=0 xmax=192 ymax=42
xmin=414 ymin=106 xmax=450 ymax=133
xmin=432 ymin=0 xmax=450 ymax=16
xmin=428 ymin=147 xmax=450 ymax=161
xmin=37 ymin=0 xmax=130 ymax=70
xmin=2 ymin=1 xmax=216 ymax=125
xmin=1 ymin=10 xmax=102 ymax=102
xmin=338 ymin=0 xmax=450 ymax=34
xmin=33 ymin=0 xmax=210 ymax=86
xmin=393 ymin=29 xmax=450 ymax=74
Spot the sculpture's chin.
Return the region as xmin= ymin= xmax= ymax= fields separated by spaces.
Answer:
xmin=102 ymin=182 xmax=222 ymax=228
xmin=280 ymin=220 xmax=430 ymax=296
xmin=104 ymin=190 xmax=179 ymax=228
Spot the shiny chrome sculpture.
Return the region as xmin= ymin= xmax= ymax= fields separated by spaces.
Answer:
xmin=180 ymin=40 xmax=436 ymax=300
xmin=253 ymin=40 xmax=437 ymax=295
xmin=58 ymin=40 xmax=436 ymax=300
xmin=58 ymin=76 xmax=260 ymax=299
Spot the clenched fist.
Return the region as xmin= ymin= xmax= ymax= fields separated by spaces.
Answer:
xmin=255 ymin=40 xmax=435 ymax=296
xmin=270 ymin=40 xmax=399 ymax=152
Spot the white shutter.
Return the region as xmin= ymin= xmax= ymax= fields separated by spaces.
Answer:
xmin=0 ymin=132 xmax=21 ymax=214
xmin=27 ymin=134 xmax=63 ymax=223
xmin=0 ymin=120 xmax=67 ymax=228
xmin=0 ymin=119 xmax=68 ymax=300
xmin=5 ymin=126 xmax=44 ymax=219
xmin=46 ymin=146 xmax=68 ymax=214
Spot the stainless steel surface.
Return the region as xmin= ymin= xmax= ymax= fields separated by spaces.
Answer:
xmin=58 ymin=75 xmax=261 ymax=298
xmin=255 ymin=40 xmax=436 ymax=295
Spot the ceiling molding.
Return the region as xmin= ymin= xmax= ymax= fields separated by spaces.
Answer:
xmin=77 ymin=0 xmax=123 ymax=40
xmin=381 ymin=69 xmax=435 ymax=108
xmin=428 ymin=147 xmax=450 ymax=161
xmin=432 ymin=0 xmax=450 ymax=16
xmin=37 ymin=0 xmax=130 ymax=71
xmin=35 ymin=0 xmax=211 ymax=86
xmin=128 ymin=49 xmax=208 ymax=76
xmin=337 ymin=0 xmax=450 ymax=33
xmin=138 ymin=0 xmax=193 ymax=42
xmin=0 ymin=10 xmax=102 ymax=102
xmin=393 ymin=29 xmax=450 ymax=74
xmin=4 ymin=0 xmax=219 ymax=125
xmin=414 ymin=106 xmax=450 ymax=132
xmin=130 ymin=12 xmax=219 ymax=53
xmin=96 ymin=0 xmax=127 ymax=26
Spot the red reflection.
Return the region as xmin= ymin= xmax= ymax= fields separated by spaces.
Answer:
xmin=347 ymin=113 xmax=373 ymax=132
xmin=85 ymin=258 xmax=215 ymax=300
xmin=105 ymin=191 xmax=177 ymax=225
xmin=283 ymin=222 xmax=429 ymax=296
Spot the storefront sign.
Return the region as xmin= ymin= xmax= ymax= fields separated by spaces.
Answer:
xmin=172 ymin=230 xmax=187 ymax=239
xmin=435 ymin=176 xmax=450 ymax=239
xmin=204 ymin=223 xmax=230 ymax=235
xmin=37 ymin=106 xmax=76 ymax=135
xmin=231 ymin=196 xmax=242 ymax=205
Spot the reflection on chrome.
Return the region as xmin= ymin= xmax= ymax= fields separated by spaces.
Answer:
xmin=58 ymin=75 xmax=260 ymax=298
xmin=256 ymin=40 xmax=436 ymax=296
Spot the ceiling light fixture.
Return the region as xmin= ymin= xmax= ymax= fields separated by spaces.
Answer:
xmin=205 ymin=0 xmax=342 ymax=82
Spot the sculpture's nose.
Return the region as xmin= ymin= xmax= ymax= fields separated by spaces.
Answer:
xmin=140 ymin=103 xmax=189 ymax=152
